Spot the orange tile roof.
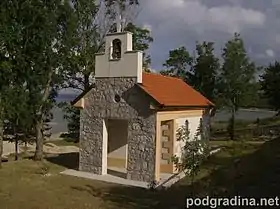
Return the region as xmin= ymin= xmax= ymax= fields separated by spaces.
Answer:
xmin=139 ymin=72 xmax=214 ymax=107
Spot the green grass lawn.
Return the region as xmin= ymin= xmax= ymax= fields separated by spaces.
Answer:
xmin=212 ymin=120 xmax=252 ymax=131
xmin=209 ymin=140 xmax=264 ymax=148
xmin=1 ymin=139 xmax=280 ymax=209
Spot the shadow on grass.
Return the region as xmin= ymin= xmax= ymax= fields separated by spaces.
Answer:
xmin=45 ymin=152 xmax=79 ymax=170
xmin=71 ymin=138 xmax=280 ymax=209
xmin=71 ymin=184 xmax=160 ymax=209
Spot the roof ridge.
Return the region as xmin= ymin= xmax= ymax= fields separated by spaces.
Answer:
xmin=142 ymin=71 xmax=185 ymax=81
xmin=142 ymin=72 xmax=197 ymax=90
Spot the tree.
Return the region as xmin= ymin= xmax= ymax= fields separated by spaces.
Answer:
xmin=61 ymin=1 xmax=152 ymax=140
xmin=3 ymin=84 xmax=34 ymax=161
xmin=65 ymin=0 xmax=141 ymax=91
xmin=104 ymin=0 xmax=140 ymax=29
xmin=64 ymin=0 xmax=149 ymax=90
xmin=0 ymin=119 xmax=2 ymax=167
xmin=0 ymin=56 xmax=14 ymax=167
xmin=260 ymin=61 xmax=280 ymax=113
xmin=1 ymin=0 xmax=77 ymax=161
xmin=160 ymin=46 xmax=193 ymax=81
xmin=190 ymin=41 xmax=220 ymax=103
xmin=160 ymin=42 xmax=219 ymax=105
xmin=0 ymin=50 xmax=38 ymax=161
xmin=60 ymin=21 xmax=153 ymax=139
xmin=124 ymin=23 xmax=153 ymax=71
xmin=31 ymin=1 xmax=75 ymax=161
xmin=172 ymin=119 xmax=209 ymax=196
xmin=0 ymin=3 xmax=20 ymax=166
xmin=24 ymin=1 xmax=74 ymax=161
xmin=59 ymin=103 xmax=80 ymax=141
xmin=218 ymin=33 xmax=257 ymax=140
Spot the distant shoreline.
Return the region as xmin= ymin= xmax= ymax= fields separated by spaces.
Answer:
xmin=238 ymin=108 xmax=276 ymax=113
xmin=56 ymin=93 xmax=78 ymax=102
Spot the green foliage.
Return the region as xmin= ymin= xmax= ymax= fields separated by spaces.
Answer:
xmin=63 ymin=1 xmax=152 ymax=138
xmin=65 ymin=0 xmax=99 ymax=91
xmin=65 ymin=0 xmax=142 ymax=91
xmin=0 ymin=4 xmax=34 ymax=163
xmin=124 ymin=23 xmax=153 ymax=70
xmin=2 ymin=85 xmax=35 ymax=160
xmin=260 ymin=61 xmax=280 ymax=112
xmin=58 ymin=102 xmax=80 ymax=141
xmin=1 ymin=0 xmax=77 ymax=160
xmin=0 ymin=52 xmax=12 ymax=166
xmin=174 ymin=121 xmax=209 ymax=173
xmin=172 ymin=120 xmax=209 ymax=195
xmin=105 ymin=0 xmax=139 ymax=7
xmin=160 ymin=42 xmax=219 ymax=106
xmin=104 ymin=0 xmax=139 ymax=21
xmin=190 ymin=41 xmax=220 ymax=103
xmin=254 ymin=116 xmax=280 ymax=126
xmin=60 ymin=0 xmax=97 ymax=137
xmin=218 ymin=33 xmax=258 ymax=109
xmin=161 ymin=46 xmax=193 ymax=80
xmin=218 ymin=33 xmax=258 ymax=140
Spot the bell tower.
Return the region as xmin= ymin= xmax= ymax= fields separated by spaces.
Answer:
xmin=95 ymin=6 xmax=143 ymax=83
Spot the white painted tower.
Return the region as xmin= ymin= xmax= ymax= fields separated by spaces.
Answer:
xmin=94 ymin=8 xmax=143 ymax=83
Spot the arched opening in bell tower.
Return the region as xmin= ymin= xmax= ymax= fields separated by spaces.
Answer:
xmin=111 ymin=39 xmax=122 ymax=60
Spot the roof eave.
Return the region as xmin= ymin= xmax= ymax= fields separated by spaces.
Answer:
xmin=71 ymin=84 xmax=95 ymax=107
xmin=156 ymin=104 xmax=214 ymax=111
xmin=135 ymin=84 xmax=163 ymax=107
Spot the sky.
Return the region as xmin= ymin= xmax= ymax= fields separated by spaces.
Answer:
xmin=60 ymin=0 xmax=280 ymax=95
xmin=136 ymin=0 xmax=280 ymax=71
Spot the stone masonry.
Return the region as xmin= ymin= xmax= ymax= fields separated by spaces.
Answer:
xmin=79 ymin=77 xmax=157 ymax=182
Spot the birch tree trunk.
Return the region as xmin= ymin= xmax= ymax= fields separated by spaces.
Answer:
xmin=34 ymin=118 xmax=44 ymax=161
xmin=33 ymin=70 xmax=53 ymax=161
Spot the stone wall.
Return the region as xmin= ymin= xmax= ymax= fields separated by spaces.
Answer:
xmin=79 ymin=77 xmax=156 ymax=182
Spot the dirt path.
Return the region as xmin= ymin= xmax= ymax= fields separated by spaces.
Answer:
xmin=2 ymin=141 xmax=17 ymax=156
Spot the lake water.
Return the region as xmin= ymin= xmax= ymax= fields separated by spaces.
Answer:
xmin=213 ymin=108 xmax=276 ymax=122
xmin=50 ymin=94 xmax=277 ymax=134
xmin=50 ymin=94 xmax=77 ymax=134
